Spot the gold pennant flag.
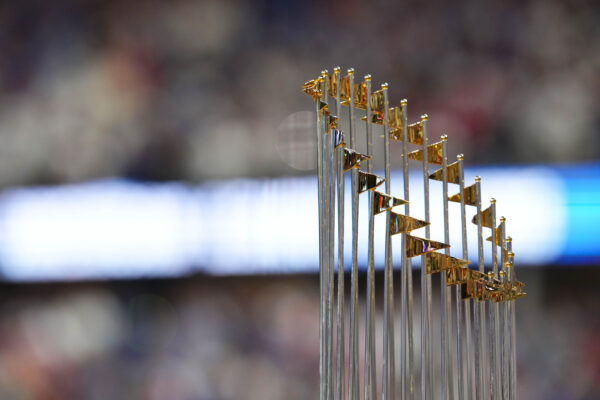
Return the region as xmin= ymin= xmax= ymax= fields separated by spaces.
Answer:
xmin=406 ymin=234 xmax=449 ymax=258
xmin=344 ymin=149 xmax=370 ymax=172
xmin=510 ymin=279 xmax=526 ymax=291
xmin=373 ymin=191 xmax=408 ymax=214
xmin=472 ymin=206 xmax=493 ymax=228
xmin=371 ymin=112 xmax=384 ymax=125
xmin=302 ymin=78 xmax=323 ymax=101
xmin=508 ymin=285 xmax=527 ymax=300
xmin=429 ymin=161 xmax=460 ymax=184
xmin=493 ymin=278 xmax=525 ymax=302
xmin=389 ymin=212 xmax=429 ymax=235
xmin=354 ymin=81 xmax=368 ymax=110
xmin=485 ymin=277 xmax=504 ymax=301
xmin=459 ymin=270 xmax=487 ymax=299
xmin=486 ymin=221 xmax=505 ymax=245
xmin=340 ymin=74 xmax=351 ymax=104
xmin=318 ymin=100 xmax=329 ymax=117
xmin=446 ymin=266 xmax=473 ymax=286
xmin=407 ymin=141 xmax=444 ymax=165
xmin=389 ymin=106 xmax=404 ymax=131
xmin=425 ymin=252 xmax=470 ymax=274
xmin=357 ymin=171 xmax=385 ymax=193
xmin=448 ymin=183 xmax=477 ymax=206
xmin=492 ymin=280 xmax=513 ymax=302
xmin=391 ymin=120 xmax=423 ymax=143
xmin=407 ymin=122 xmax=424 ymax=145
xmin=461 ymin=277 xmax=485 ymax=300
xmin=325 ymin=114 xmax=338 ymax=130
xmin=328 ymin=69 xmax=340 ymax=98
xmin=498 ymin=281 xmax=526 ymax=301
xmin=371 ymin=89 xmax=385 ymax=114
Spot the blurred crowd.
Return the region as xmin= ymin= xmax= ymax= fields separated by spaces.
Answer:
xmin=0 ymin=270 xmax=598 ymax=400
xmin=0 ymin=0 xmax=598 ymax=187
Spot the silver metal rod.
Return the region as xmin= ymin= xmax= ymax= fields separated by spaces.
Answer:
xmin=399 ymin=99 xmax=414 ymax=400
xmin=493 ymin=294 xmax=502 ymax=400
xmin=500 ymin=270 xmax=508 ymax=400
xmin=499 ymin=221 xmax=508 ymax=400
xmin=507 ymin=239 xmax=516 ymax=400
xmin=440 ymin=136 xmax=451 ymax=400
xmin=420 ymin=114 xmax=434 ymax=400
xmin=327 ymin=124 xmax=335 ymax=400
xmin=334 ymin=68 xmax=345 ymax=400
xmin=364 ymin=74 xmax=377 ymax=400
xmin=457 ymin=156 xmax=473 ymax=400
xmin=336 ymin=143 xmax=345 ymax=400
xmin=324 ymin=72 xmax=336 ymax=400
xmin=317 ymin=84 xmax=326 ymax=400
xmin=475 ymin=177 xmax=488 ymax=400
xmin=347 ymin=69 xmax=360 ymax=400
xmin=489 ymin=202 xmax=496 ymax=400
xmin=490 ymin=200 xmax=501 ymax=399
xmin=382 ymin=82 xmax=395 ymax=400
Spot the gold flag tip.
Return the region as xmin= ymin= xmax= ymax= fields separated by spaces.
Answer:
xmin=421 ymin=114 xmax=429 ymax=121
xmin=500 ymin=216 xmax=506 ymax=222
xmin=491 ymin=198 xmax=496 ymax=204
xmin=347 ymin=68 xmax=355 ymax=74
xmin=457 ymin=154 xmax=464 ymax=160
xmin=400 ymin=98 xmax=408 ymax=105
xmin=381 ymin=82 xmax=389 ymax=89
xmin=364 ymin=74 xmax=371 ymax=81
xmin=333 ymin=66 xmax=341 ymax=72
xmin=441 ymin=134 xmax=448 ymax=141
xmin=475 ymin=176 xmax=481 ymax=182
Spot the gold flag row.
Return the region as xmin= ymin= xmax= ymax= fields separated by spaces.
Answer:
xmin=303 ymin=71 xmax=426 ymax=145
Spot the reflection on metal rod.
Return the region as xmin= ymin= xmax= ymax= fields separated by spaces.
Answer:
xmin=364 ymin=74 xmax=377 ymax=400
xmin=334 ymin=67 xmax=345 ymax=400
xmin=420 ymin=114 xmax=434 ymax=400
xmin=347 ymin=69 xmax=359 ymax=400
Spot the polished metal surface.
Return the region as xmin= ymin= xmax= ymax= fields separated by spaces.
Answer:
xmin=303 ymin=67 xmax=525 ymax=400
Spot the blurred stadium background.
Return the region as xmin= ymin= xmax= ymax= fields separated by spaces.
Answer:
xmin=0 ymin=0 xmax=598 ymax=399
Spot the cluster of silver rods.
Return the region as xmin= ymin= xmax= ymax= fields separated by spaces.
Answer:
xmin=311 ymin=67 xmax=520 ymax=400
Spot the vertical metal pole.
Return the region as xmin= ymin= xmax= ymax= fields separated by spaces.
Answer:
xmin=381 ymin=83 xmax=395 ymax=400
xmin=507 ymin=241 xmax=516 ymax=400
xmin=347 ymin=68 xmax=360 ymax=400
xmin=334 ymin=68 xmax=346 ymax=400
xmin=399 ymin=99 xmax=414 ymax=400
xmin=499 ymin=219 xmax=508 ymax=400
xmin=364 ymin=74 xmax=377 ymax=400
xmin=457 ymin=156 xmax=473 ymax=400
xmin=490 ymin=200 xmax=501 ymax=399
xmin=323 ymin=72 xmax=336 ymax=400
xmin=317 ymin=77 xmax=326 ymax=400
xmin=498 ymin=269 xmax=507 ymax=400
xmin=475 ymin=177 xmax=488 ymax=400
xmin=499 ymin=218 xmax=508 ymax=400
xmin=440 ymin=136 xmax=453 ymax=400
xmin=420 ymin=114 xmax=433 ymax=400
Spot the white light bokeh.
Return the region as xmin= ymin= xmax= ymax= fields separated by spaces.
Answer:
xmin=0 ymin=166 xmax=566 ymax=281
